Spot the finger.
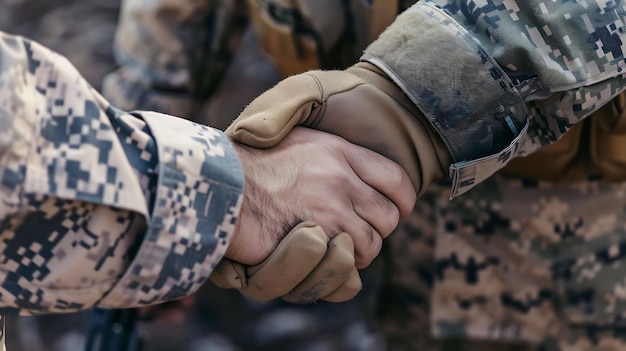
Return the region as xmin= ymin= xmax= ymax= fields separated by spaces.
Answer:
xmin=209 ymin=258 xmax=247 ymax=289
xmin=322 ymin=267 xmax=362 ymax=303
xmin=331 ymin=216 xmax=382 ymax=269
xmin=351 ymin=181 xmax=401 ymax=239
xmin=282 ymin=232 xmax=355 ymax=304
xmin=241 ymin=222 xmax=328 ymax=303
xmin=342 ymin=141 xmax=417 ymax=217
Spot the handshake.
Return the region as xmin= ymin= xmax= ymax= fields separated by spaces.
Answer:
xmin=210 ymin=62 xmax=450 ymax=304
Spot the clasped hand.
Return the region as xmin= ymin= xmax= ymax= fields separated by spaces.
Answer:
xmin=211 ymin=127 xmax=415 ymax=303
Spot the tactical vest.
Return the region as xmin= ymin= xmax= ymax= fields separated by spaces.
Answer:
xmin=248 ymin=0 xmax=626 ymax=182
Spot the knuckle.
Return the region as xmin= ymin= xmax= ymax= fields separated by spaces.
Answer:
xmin=355 ymin=233 xmax=382 ymax=269
xmin=380 ymin=206 xmax=401 ymax=238
xmin=367 ymin=190 xmax=400 ymax=237
xmin=320 ymin=199 xmax=348 ymax=221
xmin=384 ymin=165 xmax=417 ymax=215
xmin=322 ymin=167 xmax=352 ymax=191
xmin=386 ymin=163 xmax=407 ymax=189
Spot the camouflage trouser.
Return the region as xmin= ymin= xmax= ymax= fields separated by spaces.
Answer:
xmin=377 ymin=175 xmax=626 ymax=351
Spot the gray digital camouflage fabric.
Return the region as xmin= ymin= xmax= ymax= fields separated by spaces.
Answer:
xmin=100 ymin=0 xmax=626 ymax=350
xmin=364 ymin=0 xmax=626 ymax=197
xmin=0 ymin=31 xmax=244 ymax=315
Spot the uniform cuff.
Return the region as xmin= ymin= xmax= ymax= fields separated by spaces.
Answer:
xmin=98 ymin=112 xmax=244 ymax=307
xmin=361 ymin=2 xmax=528 ymax=197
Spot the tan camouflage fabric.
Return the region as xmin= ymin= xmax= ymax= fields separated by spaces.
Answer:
xmin=0 ymin=29 xmax=244 ymax=315
xmin=375 ymin=174 xmax=626 ymax=351
xmin=105 ymin=0 xmax=626 ymax=197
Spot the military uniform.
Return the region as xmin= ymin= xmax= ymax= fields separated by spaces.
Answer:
xmin=367 ymin=2 xmax=626 ymax=350
xmin=102 ymin=0 xmax=248 ymax=120
xmin=0 ymin=30 xmax=244 ymax=348
xmin=2 ymin=1 xmax=626 ymax=351
xmin=103 ymin=0 xmax=626 ymax=350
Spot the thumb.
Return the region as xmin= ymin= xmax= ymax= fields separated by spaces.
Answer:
xmin=240 ymin=222 xmax=328 ymax=302
xmin=209 ymin=258 xmax=247 ymax=289
xmin=209 ymin=222 xmax=330 ymax=303
xmin=225 ymin=73 xmax=321 ymax=147
xmin=227 ymin=69 xmax=367 ymax=148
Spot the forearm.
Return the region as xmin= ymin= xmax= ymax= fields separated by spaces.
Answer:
xmin=363 ymin=0 xmax=626 ymax=197
xmin=0 ymin=31 xmax=244 ymax=315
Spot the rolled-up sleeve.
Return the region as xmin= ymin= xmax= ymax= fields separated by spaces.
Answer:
xmin=0 ymin=31 xmax=243 ymax=315
xmin=362 ymin=0 xmax=626 ymax=197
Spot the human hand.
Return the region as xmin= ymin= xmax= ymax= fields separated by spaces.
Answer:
xmin=226 ymin=62 xmax=451 ymax=198
xmin=226 ymin=127 xmax=416 ymax=268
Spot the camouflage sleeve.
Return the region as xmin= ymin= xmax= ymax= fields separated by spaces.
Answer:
xmin=102 ymin=0 xmax=247 ymax=119
xmin=362 ymin=0 xmax=626 ymax=197
xmin=0 ymin=31 xmax=244 ymax=315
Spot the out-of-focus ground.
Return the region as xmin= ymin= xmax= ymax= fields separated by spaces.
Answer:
xmin=0 ymin=1 xmax=385 ymax=350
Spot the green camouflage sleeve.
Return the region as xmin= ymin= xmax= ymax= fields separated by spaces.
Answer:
xmin=102 ymin=0 xmax=247 ymax=119
xmin=0 ymin=31 xmax=244 ymax=315
xmin=362 ymin=0 xmax=626 ymax=197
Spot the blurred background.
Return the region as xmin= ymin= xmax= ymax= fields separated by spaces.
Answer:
xmin=0 ymin=1 xmax=386 ymax=350
xmin=0 ymin=0 xmax=120 ymax=90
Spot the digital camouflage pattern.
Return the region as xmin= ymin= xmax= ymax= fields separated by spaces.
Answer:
xmin=0 ymin=26 xmax=244 ymax=341
xmin=99 ymin=0 xmax=626 ymax=350
xmin=3 ymin=0 xmax=626 ymax=351
xmin=364 ymin=1 xmax=626 ymax=197
xmin=238 ymin=1 xmax=626 ymax=350
xmin=376 ymin=174 xmax=626 ymax=351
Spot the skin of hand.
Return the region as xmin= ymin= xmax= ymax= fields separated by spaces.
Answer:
xmin=226 ymin=127 xmax=416 ymax=268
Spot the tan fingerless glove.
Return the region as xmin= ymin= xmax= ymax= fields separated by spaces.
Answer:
xmin=226 ymin=62 xmax=451 ymax=196
xmin=209 ymin=222 xmax=361 ymax=304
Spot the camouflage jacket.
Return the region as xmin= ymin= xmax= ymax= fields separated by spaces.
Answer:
xmin=362 ymin=1 xmax=626 ymax=197
xmin=0 ymin=0 xmax=622 ymax=336
xmin=107 ymin=0 xmax=626 ymax=199
xmin=0 ymin=31 xmax=244 ymax=316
